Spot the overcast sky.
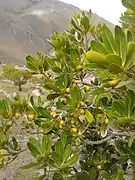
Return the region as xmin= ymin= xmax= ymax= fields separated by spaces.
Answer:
xmin=61 ymin=0 xmax=125 ymax=24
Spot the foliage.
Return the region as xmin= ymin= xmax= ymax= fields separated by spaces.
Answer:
xmin=2 ymin=64 xmax=31 ymax=91
xmin=1 ymin=1 xmax=135 ymax=179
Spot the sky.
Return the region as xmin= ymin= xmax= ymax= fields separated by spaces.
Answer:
xmin=61 ymin=0 xmax=126 ymax=24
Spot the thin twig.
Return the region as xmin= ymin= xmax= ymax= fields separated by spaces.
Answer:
xmin=88 ymin=131 xmax=132 ymax=145
xmin=7 ymin=147 xmax=27 ymax=154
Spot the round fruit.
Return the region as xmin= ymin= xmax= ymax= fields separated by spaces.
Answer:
xmin=59 ymin=124 xmax=63 ymax=129
xmin=71 ymin=127 xmax=77 ymax=133
xmin=80 ymin=101 xmax=85 ymax=106
xmin=85 ymin=86 xmax=91 ymax=91
xmin=60 ymin=120 xmax=65 ymax=126
xmin=65 ymin=88 xmax=70 ymax=93
xmin=28 ymin=114 xmax=35 ymax=121
xmin=15 ymin=112 xmax=21 ymax=119
xmin=97 ymin=165 xmax=102 ymax=170
xmin=85 ymin=51 xmax=108 ymax=65
xmin=80 ymin=109 xmax=85 ymax=115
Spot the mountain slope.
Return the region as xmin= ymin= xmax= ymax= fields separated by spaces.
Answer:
xmin=0 ymin=0 xmax=113 ymax=65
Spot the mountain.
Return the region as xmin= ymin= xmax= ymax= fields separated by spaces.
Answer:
xmin=0 ymin=0 xmax=113 ymax=65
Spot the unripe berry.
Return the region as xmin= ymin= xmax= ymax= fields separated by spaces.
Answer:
xmin=28 ymin=114 xmax=35 ymax=121
xmin=71 ymin=127 xmax=77 ymax=133
xmin=65 ymin=88 xmax=70 ymax=93
xmin=85 ymin=86 xmax=91 ymax=91
xmin=60 ymin=120 xmax=65 ymax=126
xmin=97 ymin=165 xmax=102 ymax=170
xmin=80 ymin=109 xmax=85 ymax=115
xmin=80 ymin=101 xmax=85 ymax=106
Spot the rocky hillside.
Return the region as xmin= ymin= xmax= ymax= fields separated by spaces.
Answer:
xmin=0 ymin=0 xmax=113 ymax=65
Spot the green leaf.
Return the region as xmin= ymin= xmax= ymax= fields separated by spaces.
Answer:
xmin=55 ymin=141 xmax=64 ymax=160
xmin=101 ymin=25 xmax=117 ymax=54
xmin=20 ymin=162 xmax=39 ymax=169
xmin=70 ymin=85 xmax=82 ymax=108
xmin=62 ymin=153 xmax=79 ymax=168
xmin=122 ymin=0 xmax=135 ymax=11
xmin=26 ymin=55 xmax=40 ymax=71
xmin=91 ymin=40 xmax=108 ymax=54
xmin=114 ymin=170 xmax=124 ymax=180
xmin=60 ymin=131 xmax=67 ymax=148
xmin=102 ymin=171 xmax=111 ymax=180
xmin=81 ymin=15 xmax=89 ymax=32
xmin=62 ymin=144 xmax=72 ymax=163
xmin=109 ymin=64 xmax=123 ymax=74
xmin=100 ymin=123 xmax=108 ymax=138
xmin=85 ymin=110 xmax=94 ymax=123
xmin=128 ymin=132 xmax=135 ymax=147
xmin=52 ymin=152 xmax=61 ymax=166
xmin=47 ymin=93 xmax=60 ymax=100
xmin=125 ymin=90 xmax=134 ymax=117
xmin=115 ymin=117 xmax=133 ymax=125
xmin=71 ymin=18 xmax=82 ymax=32
xmin=27 ymin=142 xmax=41 ymax=158
xmin=41 ymin=135 xmax=52 ymax=156
xmin=44 ymin=81 xmax=61 ymax=92
xmin=112 ymin=100 xmax=126 ymax=116
xmin=53 ymin=172 xmax=64 ymax=180
xmin=115 ymin=26 xmax=127 ymax=65
xmin=105 ymin=54 xmax=122 ymax=66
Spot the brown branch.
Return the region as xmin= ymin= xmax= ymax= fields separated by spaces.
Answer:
xmin=88 ymin=131 xmax=132 ymax=145
xmin=7 ymin=147 xmax=27 ymax=155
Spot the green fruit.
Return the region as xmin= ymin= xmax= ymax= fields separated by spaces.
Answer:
xmin=80 ymin=109 xmax=85 ymax=115
xmin=85 ymin=51 xmax=108 ymax=65
xmin=80 ymin=101 xmax=85 ymax=106
xmin=103 ymin=79 xmax=120 ymax=88
xmin=28 ymin=114 xmax=35 ymax=121
xmin=85 ymin=86 xmax=91 ymax=91
xmin=71 ymin=127 xmax=77 ymax=133
xmin=65 ymin=88 xmax=70 ymax=93
xmin=60 ymin=120 xmax=65 ymax=126
xmin=97 ymin=165 xmax=102 ymax=170
xmin=59 ymin=124 xmax=63 ymax=129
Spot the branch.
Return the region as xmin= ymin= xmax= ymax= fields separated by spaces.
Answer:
xmin=7 ymin=147 xmax=27 ymax=155
xmin=88 ymin=131 xmax=132 ymax=145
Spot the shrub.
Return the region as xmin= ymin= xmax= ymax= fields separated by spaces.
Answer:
xmin=1 ymin=1 xmax=135 ymax=179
